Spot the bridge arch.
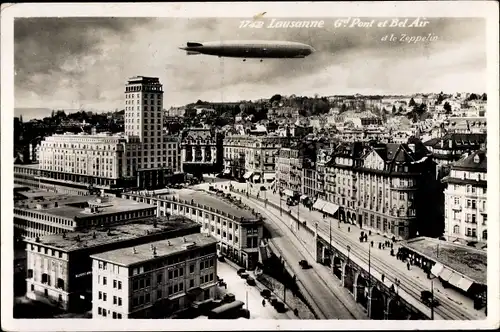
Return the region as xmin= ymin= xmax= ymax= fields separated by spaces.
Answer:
xmin=386 ymin=297 xmax=408 ymax=320
xmin=332 ymin=255 xmax=343 ymax=280
xmin=343 ymin=263 xmax=355 ymax=294
xmin=369 ymin=286 xmax=386 ymax=320
xmin=355 ymin=274 xmax=369 ymax=309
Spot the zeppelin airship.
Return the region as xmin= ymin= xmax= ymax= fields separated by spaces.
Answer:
xmin=179 ymin=40 xmax=315 ymax=61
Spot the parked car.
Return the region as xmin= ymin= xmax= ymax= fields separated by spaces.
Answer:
xmin=260 ymin=289 xmax=272 ymax=298
xmin=269 ymin=296 xmax=278 ymax=306
xmin=299 ymin=259 xmax=311 ymax=269
xmin=246 ymin=277 xmax=256 ymax=286
xmin=236 ymin=268 xmax=246 ymax=276
xmin=208 ymin=186 xmax=215 ymax=191
xmin=421 ymin=291 xmax=439 ymax=307
xmin=239 ymin=272 xmax=250 ymax=279
xmin=274 ymin=301 xmax=286 ymax=313
xmin=218 ymin=255 xmax=225 ymax=262
xmin=223 ymin=293 xmax=236 ymax=303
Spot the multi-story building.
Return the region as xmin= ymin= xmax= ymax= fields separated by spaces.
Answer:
xmin=320 ymin=141 xmax=439 ymax=240
xmin=276 ymin=147 xmax=304 ymax=197
xmin=442 ymin=150 xmax=487 ymax=246
xmin=14 ymin=190 xmax=156 ymax=240
xmin=91 ymin=233 xmax=218 ymax=319
xmin=24 ymin=216 xmax=200 ymax=311
xmin=424 ymin=133 xmax=486 ymax=173
xmin=36 ymin=76 xmax=181 ymax=191
xmin=122 ymin=188 xmax=264 ymax=269
xmin=444 ymin=117 xmax=487 ymax=134
xmin=180 ymin=127 xmax=222 ymax=177
xmin=223 ymin=135 xmax=290 ymax=183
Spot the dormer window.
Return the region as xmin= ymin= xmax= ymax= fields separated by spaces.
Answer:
xmin=474 ymin=155 xmax=480 ymax=164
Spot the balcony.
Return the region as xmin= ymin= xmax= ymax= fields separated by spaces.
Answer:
xmin=451 ymin=204 xmax=462 ymax=211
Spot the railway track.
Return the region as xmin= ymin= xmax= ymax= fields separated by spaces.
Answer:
xmin=231 ymin=188 xmax=474 ymax=321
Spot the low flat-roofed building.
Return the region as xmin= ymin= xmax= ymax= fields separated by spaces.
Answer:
xmin=24 ymin=216 xmax=200 ymax=312
xmin=91 ymin=233 xmax=218 ymax=319
xmin=14 ymin=191 xmax=156 ymax=239
xmin=400 ymin=237 xmax=486 ymax=298
xmin=122 ymin=188 xmax=263 ymax=269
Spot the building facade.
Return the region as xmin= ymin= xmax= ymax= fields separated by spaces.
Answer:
xmin=122 ymin=189 xmax=264 ymax=270
xmin=276 ymin=147 xmax=304 ymax=196
xmin=223 ymin=135 xmax=290 ymax=183
xmin=24 ymin=216 xmax=200 ymax=311
xmin=14 ymin=191 xmax=156 ymax=240
xmin=442 ymin=150 xmax=487 ymax=246
xmin=322 ymin=141 xmax=439 ymax=240
xmin=91 ymin=234 xmax=217 ymax=319
xmin=36 ymin=77 xmax=182 ymax=191
xmin=181 ymin=128 xmax=222 ymax=177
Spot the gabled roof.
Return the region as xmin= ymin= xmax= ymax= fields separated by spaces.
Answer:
xmin=452 ymin=150 xmax=487 ymax=171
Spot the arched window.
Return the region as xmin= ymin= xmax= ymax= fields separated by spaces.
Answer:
xmin=453 ymin=225 xmax=460 ymax=234
xmin=482 ymin=229 xmax=487 ymax=240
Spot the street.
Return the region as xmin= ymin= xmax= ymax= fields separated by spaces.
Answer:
xmin=214 ymin=181 xmax=485 ymax=320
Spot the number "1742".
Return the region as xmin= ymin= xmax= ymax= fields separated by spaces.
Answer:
xmin=239 ymin=20 xmax=265 ymax=29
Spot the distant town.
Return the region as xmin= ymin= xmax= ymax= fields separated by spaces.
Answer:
xmin=13 ymin=76 xmax=487 ymax=321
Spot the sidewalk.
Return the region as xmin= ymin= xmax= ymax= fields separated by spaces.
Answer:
xmin=222 ymin=181 xmax=485 ymax=320
xmin=218 ymin=260 xmax=299 ymax=319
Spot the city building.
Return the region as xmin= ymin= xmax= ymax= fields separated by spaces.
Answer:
xmin=320 ymin=141 xmax=440 ymax=240
xmin=36 ymin=76 xmax=181 ymax=191
xmin=223 ymin=135 xmax=290 ymax=183
xmin=91 ymin=233 xmax=218 ymax=319
xmin=14 ymin=190 xmax=156 ymax=240
xmin=444 ymin=117 xmax=487 ymax=134
xmin=442 ymin=150 xmax=487 ymax=246
xmin=24 ymin=216 xmax=200 ymax=311
xmin=302 ymin=148 xmax=334 ymax=201
xmin=122 ymin=188 xmax=264 ymax=269
xmin=180 ymin=127 xmax=222 ymax=177
xmin=423 ymin=133 xmax=486 ymax=176
xmin=276 ymin=147 xmax=304 ymax=197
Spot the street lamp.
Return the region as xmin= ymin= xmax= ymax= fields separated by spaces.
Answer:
xmin=346 ymin=245 xmax=351 ymax=263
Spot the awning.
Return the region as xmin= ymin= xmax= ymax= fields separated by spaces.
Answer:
xmin=431 ymin=262 xmax=444 ymax=277
xmin=253 ymin=174 xmax=261 ymax=181
xmin=283 ymin=189 xmax=294 ymax=197
xmin=448 ymin=273 xmax=463 ymax=288
xmin=322 ymin=202 xmax=339 ymax=215
xmin=300 ymin=195 xmax=308 ymax=200
xmin=223 ymin=169 xmax=231 ymax=175
xmin=457 ymin=277 xmax=474 ymax=292
xmin=439 ymin=267 xmax=454 ymax=281
xmin=243 ymin=172 xmax=253 ymax=179
xmin=313 ymin=198 xmax=327 ymax=211
xmin=263 ymin=173 xmax=275 ymax=180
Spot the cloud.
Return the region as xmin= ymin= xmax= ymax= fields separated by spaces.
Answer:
xmin=14 ymin=17 xmax=486 ymax=110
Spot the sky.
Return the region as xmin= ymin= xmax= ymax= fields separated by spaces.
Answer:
xmin=14 ymin=17 xmax=486 ymax=115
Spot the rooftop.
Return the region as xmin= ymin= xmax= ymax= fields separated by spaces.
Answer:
xmin=402 ymin=237 xmax=487 ymax=284
xmin=90 ymin=232 xmax=217 ymax=267
xmin=452 ymin=149 xmax=487 ymax=171
xmin=159 ymin=188 xmax=258 ymax=221
xmin=25 ymin=216 xmax=199 ymax=252
xmin=15 ymin=193 xmax=155 ymax=220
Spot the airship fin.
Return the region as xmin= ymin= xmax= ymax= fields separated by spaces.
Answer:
xmin=186 ymin=51 xmax=200 ymax=55
xmin=187 ymin=42 xmax=203 ymax=47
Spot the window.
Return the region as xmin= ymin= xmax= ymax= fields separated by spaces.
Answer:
xmin=157 ymin=273 xmax=162 ymax=284
xmin=157 ymin=289 xmax=162 ymax=299
xmin=179 ymin=267 xmax=184 ymax=276
xmin=190 ymin=264 xmax=194 ymax=274
xmin=98 ymin=291 xmax=102 ymax=300
xmin=189 ymin=279 xmax=194 ymax=288
xmin=103 ymin=293 xmax=107 ymax=301
xmin=482 ymin=230 xmax=487 ymax=240
xmin=453 ymin=225 xmax=459 ymax=234
xmin=113 ymin=280 xmax=117 ymax=288
xmin=145 ymin=293 xmax=150 ymax=303
xmin=113 ymin=296 xmax=117 ymax=305
xmin=112 ymin=312 xmax=117 ymax=319
xmin=118 ymin=281 xmax=122 ymax=290
xmin=118 ymin=297 xmax=122 ymax=306
xmin=168 ymin=270 xmax=173 ymax=279
xmin=454 ymin=197 xmax=460 ymax=205
xmin=117 ymin=313 xmax=122 ymax=319
xmin=98 ymin=307 xmax=102 ymax=315
xmin=103 ymin=277 xmax=107 ymax=285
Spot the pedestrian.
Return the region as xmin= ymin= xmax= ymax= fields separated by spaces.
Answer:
xmin=348 ymin=226 xmax=351 ymax=232
xmin=371 ymin=241 xmax=374 ymax=247
xmin=407 ymin=262 xmax=410 ymax=270
xmin=262 ymin=299 xmax=266 ymax=307
xmin=382 ymin=244 xmax=385 ymax=250
xmin=378 ymin=242 xmax=382 ymax=249
xmin=391 ymin=243 xmax=394 ymax=249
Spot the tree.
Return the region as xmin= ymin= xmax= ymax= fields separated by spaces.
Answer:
xmin=482 ymin=93 xmax=487 ymax=101
xmin=398 ymin=106 xmax=404 ymax=114
xmin=392 ymin=105 xmax=397 ymax=114
xmin=340 ymin=104 xmax=347 ymax=113
xmin=409 ymin=98 xmax=416 ymax=107
xmin=468 ymin=93 xmax=478 ymax=101
xmin=270 ymin=94 xmax=282 ymax=103
xmin=436 ymin=92 xmax=444 ymax=105
xmin=443 ymin=101 xmax=452 ymax=114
